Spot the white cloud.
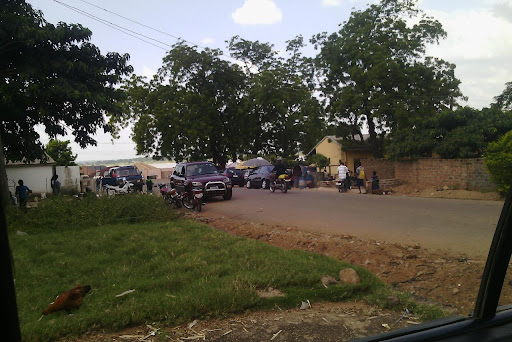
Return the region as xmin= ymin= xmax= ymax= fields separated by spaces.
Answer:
xmin=322 ymin=0 xmax=341 ymax=7
xmin=424 ymin=7 xmax=512 ymax=108
xmin=202 ymin=37 xmax=214 ymax=45
xmin=232 ymin=0 xmax=282 ymax=25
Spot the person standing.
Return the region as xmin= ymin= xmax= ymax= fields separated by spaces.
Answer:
xmin=146 ymin=177 xmax=154 ymax=193
xmin=51 ymin=174 xmax=61 ymax=195
xmin=370 ymin=171 xmax=380 ymax=194
xmin=292 ymin=163 xmax=302 ymax=188
xmin=356 ymin=166 xmax=366 ymax=194
xmin=15 ymin=180 xmax=31 ymax=211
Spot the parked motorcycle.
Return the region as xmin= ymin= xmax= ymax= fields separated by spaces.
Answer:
xmin=159 ymin=184 xmax=182 ymax=208
xmin=181 ymin=183 xmax=203 ymax=212
xmin=269 ymin=173 xmax=291 ymax=193
xmin=104 ymin=180 xmax=133 ymax=195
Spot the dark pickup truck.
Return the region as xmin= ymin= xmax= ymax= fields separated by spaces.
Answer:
xmin=101 ymin=165 xmax=143 ymax=191
xmin=170 ymin=161 xmax=232 ymax=200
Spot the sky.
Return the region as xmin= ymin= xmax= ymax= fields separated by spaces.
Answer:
xmin=26 ymin=0 xmax=512 ymax=162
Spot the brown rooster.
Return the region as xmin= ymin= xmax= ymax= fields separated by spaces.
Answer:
xmin=41 ymin=284 xmax=91 ymax=316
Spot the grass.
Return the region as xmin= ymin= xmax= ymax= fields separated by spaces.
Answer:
xmin=7 ymin=195 xmax=445 ymax=341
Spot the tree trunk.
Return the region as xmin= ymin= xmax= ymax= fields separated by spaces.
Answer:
xmin=0 ymin=135 xmax=11 ymax=209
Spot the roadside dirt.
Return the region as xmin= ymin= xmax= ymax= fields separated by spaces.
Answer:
xmin=71 ymin=187 xmax=511 ymax=341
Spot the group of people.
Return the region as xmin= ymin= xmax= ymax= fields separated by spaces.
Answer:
xmin=337 ymin=160 xmax=380 ymax=194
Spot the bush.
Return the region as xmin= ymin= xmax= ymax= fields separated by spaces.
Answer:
xmin=485 ymin=130 xmax=512 ymax=195
xmin=6 ymin=194 xmax=177 ymax=233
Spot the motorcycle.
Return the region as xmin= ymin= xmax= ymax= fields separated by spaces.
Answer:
xmin=104 ymin=180 xmax=133 ymax=195
xmin=269 ymin=173 xmax=291 ymax=193
xmin=336 ymin=172 xmax=352 ymax=193
xmin=181 ymin=183 xmax=203 ymax=212
xmin=159 ymin=184 xmax=182 ymax=209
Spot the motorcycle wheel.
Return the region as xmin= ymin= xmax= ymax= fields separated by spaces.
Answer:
xmin=174 ymin=198 xmax=182 ymax=209
xmin=182 ymin=195 xmax=195 ymax=210
xmin=246 ymin=180 xmax=251 ymax=189
xmin=338 ymin=186 xmax=342 ymax=193
xmin=196 ymin=202 xmax=202 ymax=212
xmin=281 ymin=185 xmax=287 ymax=193
xmin=269 ymin=184 xmax=275 ymax=192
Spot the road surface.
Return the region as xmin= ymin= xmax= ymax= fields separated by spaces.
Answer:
xmin=204 ymin=187 xmax=504 ymax=257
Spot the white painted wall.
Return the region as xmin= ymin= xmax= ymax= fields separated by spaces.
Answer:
xmin=6 ymin=166 xmax=53 ymax=195
xmin=56 ymin=166 xmax=81 ymax=193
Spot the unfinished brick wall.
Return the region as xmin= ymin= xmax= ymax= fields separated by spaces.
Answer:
xmin=361 ymin=158 xmax=496 ymax=192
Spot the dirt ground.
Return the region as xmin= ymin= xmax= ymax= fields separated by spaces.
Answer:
xmin=70 ymin=187 xmax=509 ymax=342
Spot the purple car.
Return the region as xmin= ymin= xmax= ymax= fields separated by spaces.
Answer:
xmin=170 ymin=161 xmax=232 ymax=200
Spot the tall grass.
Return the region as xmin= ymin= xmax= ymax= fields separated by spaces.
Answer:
xmin=7 ymin=195 xmax=444 ymax=341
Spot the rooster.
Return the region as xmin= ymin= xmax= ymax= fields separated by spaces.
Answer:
xmin=41 ymin=284 xmax=91 ymax=316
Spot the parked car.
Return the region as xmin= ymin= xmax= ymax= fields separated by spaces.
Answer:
xmin=170 ymin=161 xmax=232 ymax=200
xmin=221 ymin=168 xmax=245 ymax=187
xmin=101 ymin=165 xmax=143 ymax=191
xmin=245 ymin=165 xmax=274 ymax=189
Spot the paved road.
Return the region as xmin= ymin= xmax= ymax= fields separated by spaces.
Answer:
xmin=204 ymin=187 xmax=504 ymax=257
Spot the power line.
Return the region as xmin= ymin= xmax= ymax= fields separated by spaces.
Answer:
xmin=76 ymin=0 xmax=204 ymax=49
xmin=53 ymin=0 xmax=168 ymax=50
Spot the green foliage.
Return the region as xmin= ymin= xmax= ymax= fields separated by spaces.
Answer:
xmin=11 ymin=218 xmax=387 ymax=341
xmin=6 ymin=195 xmax=176 ymax=233
xmin=485 ymin=130 xmax=512 ymax=195
xmin=386 ymin=107 xmax=512 ymax=160
xmin=312 ymin=0 xmax=464 ymax=157
xmin=306 ymin=153 xmax=330 ymax=169
xmin=45 ymin=139 xmax=77 ymax=166
xmin=493 ymin=81 xmax=512 ymax=112
xmin=0 ymin=0 xmax=133 ymax=162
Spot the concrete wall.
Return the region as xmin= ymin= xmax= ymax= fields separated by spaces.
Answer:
xmin=361 ymin=158 xmax=496 ymax=192
xmin=56 ymin=166 xmax=81 ymax=193
xmin=6 ymin=165 xmax=53 ymax=195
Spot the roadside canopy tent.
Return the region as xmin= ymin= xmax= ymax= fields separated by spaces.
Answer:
xmin=236 ymin=157 xmax=272 ymax=169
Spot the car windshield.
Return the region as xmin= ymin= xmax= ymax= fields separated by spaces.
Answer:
xmin=186 ymin=163 xmax=218 ymax=177
xmin=116 ymin=168 xmax=139 ymax=176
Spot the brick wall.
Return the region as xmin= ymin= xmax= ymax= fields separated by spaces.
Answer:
xmin=361 ymin=158 xmax=496 ymax=192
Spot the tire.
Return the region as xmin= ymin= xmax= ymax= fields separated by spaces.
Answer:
xmin=223 ymin=189 xmax=233 ymax=200
xmin=261 ymin=179 xmax=267 ymax=189
xmin=246 ymin=180 xmax=251 ymax=189
xmin=196 ymin=202 xmax=202 ymax=212
xmin=270 ymin=184 xmax=275 ymax=192
xmin=338 ymin=186 xmax=342 ymax=193
xmin=174 ymin=198 xmax=182 ymax=209
xmin=182 ymin=195 xmax=194 ymax=210
xmin=281 ymin=185 xmax=287 ymax=193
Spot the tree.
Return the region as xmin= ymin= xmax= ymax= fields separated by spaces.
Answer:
xmin=228 ymin=36 xmax=326 ymax=158
xmin=121 ymin=43 xmax=246 ymax=168
xmin=385 ymin=107 xmax=512 ymax=160
xmin=0 ymin=0 xmax=133 ymax=206
xmin=493 ymin=81 xmax=512 ymax=112
xmin=45 ymin=140 xmax=77 ymax=166
xmin=485 ymin=130 xmax=512 ymax=195
xmin=312 ymin=0 xmax=464 ymax=156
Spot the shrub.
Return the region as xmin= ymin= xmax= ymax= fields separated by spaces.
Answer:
xmin=485 ymin=130 xmax=512 ymax=195
xmin=6 ymin=194 xmax=177 ymax=233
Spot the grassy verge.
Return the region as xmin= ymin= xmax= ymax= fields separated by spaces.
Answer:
xmin=7 ymin=195 xmax=444 ymax=341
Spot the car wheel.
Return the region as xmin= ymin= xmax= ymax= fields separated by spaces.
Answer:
xmin=223 ymin=189 xmax=233 ymax=200
xmin=246 ymin=180 xmax=251 ymax=189
xmin=261 ymin=179 xmax=267 ymax=189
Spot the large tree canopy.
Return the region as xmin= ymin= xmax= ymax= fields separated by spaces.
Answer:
xmin=1 ymin=0 xmax=133 ymax=162
xmin=121 ymin=38 xmax=327 ymax=167
xmin=312 ymin=0 xmax=464 ymax=156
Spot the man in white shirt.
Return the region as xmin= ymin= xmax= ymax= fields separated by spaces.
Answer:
xmin=337 ymin=160 xmax=348 ymax=181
